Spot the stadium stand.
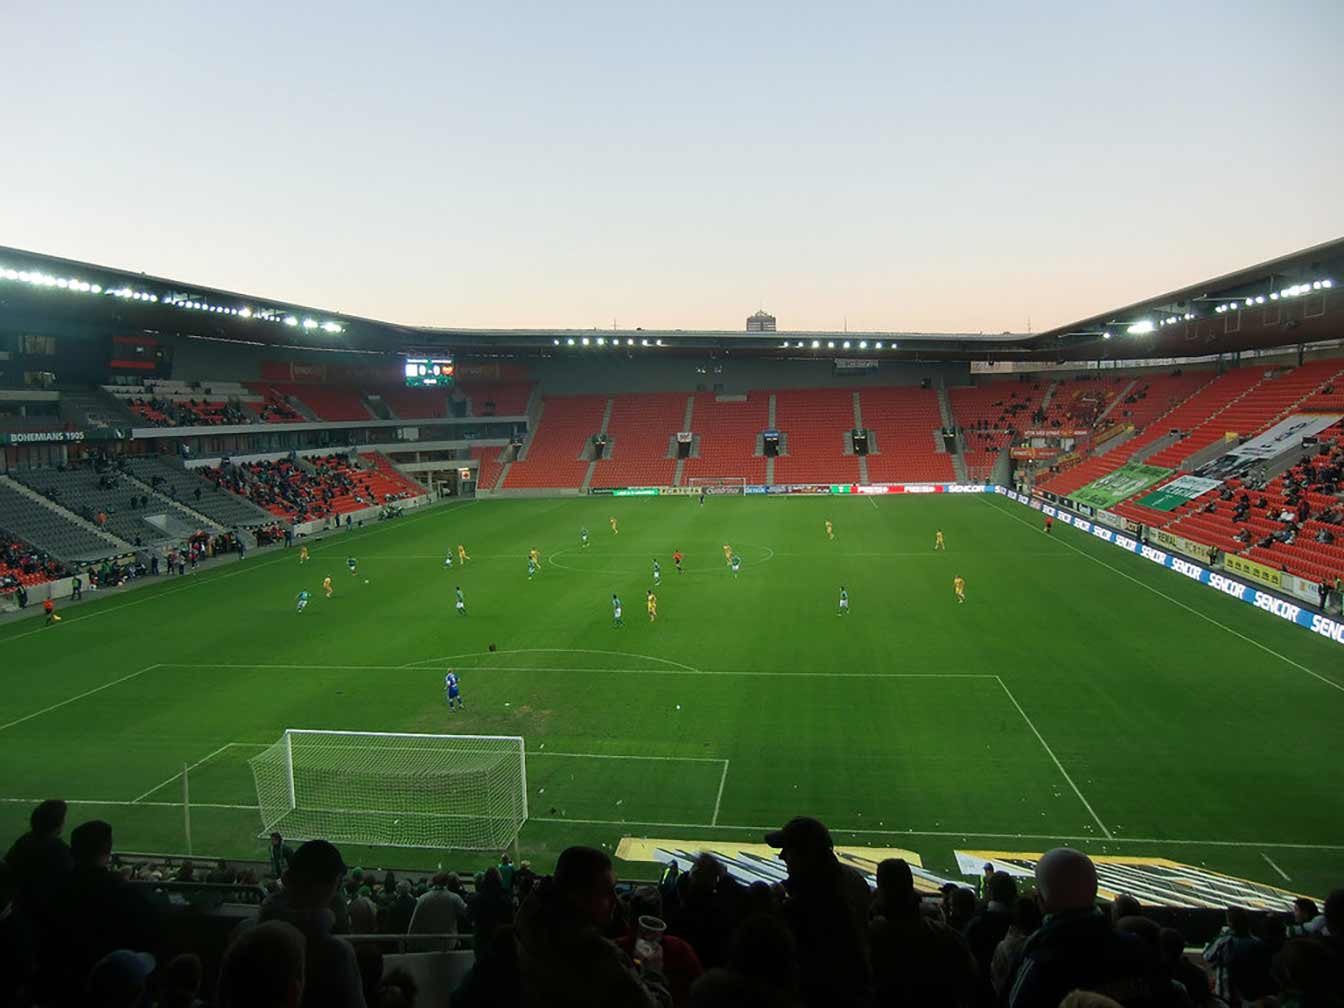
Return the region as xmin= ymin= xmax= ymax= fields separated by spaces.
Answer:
xmin=949 ymin=381 xmax=1050 ymax=479
xmin=503 ymin=395 xmax=608 ymax=489
xmin=680 ymin=392 xmax=769 ymax=485
xmin=771 ymin=388 xmax=861 ymax=485
xmin=470 ymin=444 xmax=507 ymax=491
xmin=861 ymin=386 xmax=956 ymax=482
xmin=1 ymin=533 xmax=65 ymax=593
xmin=375 ymin=385 xmax=450 ymax=419
xmin=457 ymin=381 xmax=533 ymax=416
xmin=0 ymin=481 xmax=124 ymax=560
xmin=357 ymin=451 xmax=427 ymax=499
xmin=590 ymin=392 xmax=682 ymax=488
xmin=264 ymin=383 xmax=374 ymax=421
xmin=122 ymin=456 xmax=276 ymax=528
xmin=206 ymin=453 xmax=423 ymax=522
xmin=1037 ymin=374 xmax=1132 ymax=430
xmin=7 ymin=465 xmax=218 ymax=547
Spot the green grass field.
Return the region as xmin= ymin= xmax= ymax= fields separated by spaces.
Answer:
xmin=2 ymin=493 xmax=1342 ymax=895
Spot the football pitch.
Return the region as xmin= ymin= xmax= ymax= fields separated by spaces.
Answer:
xmin=1 ymin=493 xmax=1341 ymax=895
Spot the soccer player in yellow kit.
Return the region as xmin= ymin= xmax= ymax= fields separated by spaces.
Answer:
xmin=647 ymin=590 xmax=657 ymax=622
xmin=457 ymin=544 xmax=470 ymax=564
xmin=323 ymin=575 xmax=333 ymax=598
xmin=610 ymin=516 xmax=619 ymax=535
xmin=722 ymin=544 xmax=733 ymax=567
xmin=954 ymin=575 xmax=966 ymax=604
xmin=299 ymin=545 xmax=310 ymax=564
xmin=935 ymin=530 xmax=945 ymax=550
xmin=825 ymin=520 xmax=834 ymax=540
xmin=528 ymin=547 xmax=541 ymax=572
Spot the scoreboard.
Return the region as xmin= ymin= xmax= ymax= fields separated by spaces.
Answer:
xmin=403 ymin=357 xmax=454 ymax=387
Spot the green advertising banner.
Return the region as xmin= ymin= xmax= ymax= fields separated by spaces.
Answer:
xmin=1071 ymin=463 xmax=1173 ymax=509
xmin=1136 ymin=474 xmax=1223 ymax=511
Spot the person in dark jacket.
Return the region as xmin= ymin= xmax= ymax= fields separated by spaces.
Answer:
xmin=1006 ymin=848 xmax=1152 ymax=1008
xmin=4 ymin=799 xmax=73 ymax=919
xmin=765 ymin=816 xmax=871 ymax=1008
xmin=269 ymin=832 xmax=294 ymax=878
xmin=514 ymin=845 xmax=671 ymax=1008
xmin=963 ymin=870 xmax=1016 ymax=1004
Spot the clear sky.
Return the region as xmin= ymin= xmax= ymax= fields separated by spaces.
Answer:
xmin=3 ymin=1 xmax=1341 ymax=333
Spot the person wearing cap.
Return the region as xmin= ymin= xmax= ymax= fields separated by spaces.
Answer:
xmin=217 ymin=920 xmax=306 ymax=1008
xmin=514 ymin=845 xmax=672 ymax=1007
xmin=764 ymin=816 xmax=871 ymax=1008
xmin=87 ymin=949 xmax=156 ymax=1006
xmin=259 ymin=839 xmax=366 ymax=1008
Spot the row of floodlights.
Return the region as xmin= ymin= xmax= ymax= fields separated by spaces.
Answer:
xmin=781 ymin=339 xmax=897 ymax=350
xmin=1214 ymin=280 xmax=1333 ymax=314
xmin=0 ymin=265 xmax=344 ymax=334
xmin=552 ymin=337 xmax=666 ymax=347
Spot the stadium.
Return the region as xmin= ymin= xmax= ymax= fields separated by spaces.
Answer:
xmin=2 ymin=232 xmax=1343 ymax=1003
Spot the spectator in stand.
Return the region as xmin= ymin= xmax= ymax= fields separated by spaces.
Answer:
xmin=615 ymin=885 xmax=704 ymax=1007
xmin=668 ymin=853 xmax=746 ymax=969
xmin=5 ymin=799 xmax=73 ymax=924
xmin=514 ymin=844 xmax=672 ymax=1007
xmin=1289 ymin=898 xmax=1322 ymax=937
xmin=514 ymin=858 xmax=539 ymax=903
xmin=991 ymin=896 xmax=1043 ymax=1001
xmin=259 ymin=839 xmax=366 ymax=1008
xmin=1157 ymin=928 xmax=1210 ymax=1006
xmin=52 ymin=819 xmax=159 ymax=1003
xmin=468 ymin=867 xmax=515 ymax=958
xmin=689 ymin=913 xmax=800 ymax=1008
xmin=946 ymin=886 xmax=978 ymax=933
xmin=1204 ymin=906 xmax=1275 ymax=1003
xmin=1111 ymin=894 xmax=1142 ymax=923
xmin=964 ymin=870 xmax=1017 ymax=1002
xmin=347 ymin=886 xmax=378 ymax=933
xmin=269 ymin=832 xmax=294 ymax=878
xmin=498 ymin=852 xmax=517 ymax=891
xmin=385 ymin=880 xmax=417 ymax=934
xmin=1005 ymin=848 xmax=1151 ymax=1008
xmin=0 ymin=859 xmax=36 ymax=1007
xmin=1319 ymin=888 xmax=1344 ymax=962
xmin=408 ymin=871 xmax=470 ymax=950
xmin=159 ymin=952 xmax=205 ymax=1008
xmin=868 ymin=856 xmax=977 ymax=1006
xmin=86 ymin=948 xmax=156 ymax=1008
xmin=975 ymin=862 xmax=995 ymax=900
xmin=217 ymin=919 xmax=307 ymax=1008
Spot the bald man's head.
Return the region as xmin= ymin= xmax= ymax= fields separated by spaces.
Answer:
xmin=1035 ymin=848 xmax=1098 ymax=914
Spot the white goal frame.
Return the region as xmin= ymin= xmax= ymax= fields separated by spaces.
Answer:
xmin=687 ymin=476 xmax=747 ymax=492
xmin=249 ymin=728 xmax=528 ymax=853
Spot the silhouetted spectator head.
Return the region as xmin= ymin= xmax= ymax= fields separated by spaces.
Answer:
xmin=1012 ymin=894 xmax=1043 ymax=934
xmin=478 ymin=866 xmax=505 ymax=894
xmin=160 ymin=953 xmax=203 ymax=1008
xmin=727 ymin=912 xmax=799 ymax=995
xmin=1260 ymin=913 xmax=1287 ymax=944
xmin=1035 ymin=848 xmax=1098 ymax=914
xmin=948 ymin=885 xmax=977 ymax=925
xmin=1115 ymin=915 xmax=1160 ymax=953
xmin=553 ymin=845 xmax=617 ymax=927
xmin=628 ymin=884 xmax=662 ymax=921
xmin=1111 ymin=893 xmax=1142 ymax=921
xmin=1277 ymin=937 xmax=1339 ymax=998
xmin=764 ymin=816 xmax=834 ymax=876
xmin=281 ymin=839 xmax=346 ymax=910
xmin=1226 ymin=906 xmax=1252 ymax=937
xmin=31 ymin=798 xmax=67 ymax=837
xmin=987 ymin=869 xmax=1017 ymax=904
xmin=688 ymin=851 xmax=724 ymax=895
xmin=217 ymin=920 xmax=306 ymax=1008
xmin=380 ymin=967 xmax=418 ymax=1008
xmin=87 ymin=950 xmax=156 ymax=1007
xmin=1324 ymin=888 xmax=1344 ymax=934
xmin=1293 ymin=897 xmax=1319 ymax=925
xmin=71 ymin=819 xmax=114 ymax=867
xmin=1058 ymin=992 xmax=1124 ymax=1008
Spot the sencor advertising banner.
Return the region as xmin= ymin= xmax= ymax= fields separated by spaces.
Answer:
xmin=998 ymin=487 xmax=1344 ymax=647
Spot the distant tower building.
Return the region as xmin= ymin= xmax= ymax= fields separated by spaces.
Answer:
xmin=746 ymin=309 xmax=777 ymax=332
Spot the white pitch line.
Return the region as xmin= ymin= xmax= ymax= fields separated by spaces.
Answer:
xmin=132 ymin=741 xmax=239 ymax=803
xmin=0 ymin=795 xmax=1335 ymax=850
xmin=533 ymin=751 xmax=726 ymax=763
xmin=156 ymin=662 xmax=996 ymax=680
xmin=868 ymin=495 xmax=879 ymax=510
xmin=0 ymin=664 xmax=163 ymax=733
xmin=996 ymin=676 xmax=1113 ymax=840
xmin=0 ymin=499 xmax=478 ymax=646
xmin=712 ymin=760 xmax=730 ymax=826
xmin=982 ymin=495 xmax=1344 ymax=695
xmin=1261 ymin=852 xmax=1292 ymax=882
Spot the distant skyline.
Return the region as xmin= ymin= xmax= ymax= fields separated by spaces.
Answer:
xmin=3 ymin=1 xmax=1341 ymax=335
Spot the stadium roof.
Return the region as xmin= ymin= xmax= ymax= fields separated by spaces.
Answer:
xmin=2 ymin=239 xmax=1339 ymax=363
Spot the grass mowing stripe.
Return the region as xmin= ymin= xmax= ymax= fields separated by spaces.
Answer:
xmin=981 ymin=494 xmax=1344 ymax=694
xmin=132 ymin=741 xmax=239 ymax=802
xmin=0 ymin=664 xmax=162 ymax=733
xmin=996 ymin=677 xmax=1112 ymax=839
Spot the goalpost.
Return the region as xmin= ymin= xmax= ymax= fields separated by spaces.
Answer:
xmin=248 ymin=729 xmax=528 ymax=852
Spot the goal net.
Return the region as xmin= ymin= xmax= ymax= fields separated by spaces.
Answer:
xmin=249 ymin=729 xmax=527 ymax=851
xmin=687 ymin=477 xmax=746 ymax=494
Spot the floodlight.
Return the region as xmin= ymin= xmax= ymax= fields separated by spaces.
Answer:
xmin=842 ymin=341 xmax=851 ymax=349
xmin=597 ymin=337 xmax=605 ymax=345
xmin=827 ymin=341 xmax=835 ymax=349
xmin=566 ymin=337 xmax=575 ymax=346
xmin=284 ymin=316 xmax=298 ymax=326
xmin=1322 ymin=279 xmax=1333 ymax=288
xmin=1126 ymin=320 xmax=1154 ymax=335
xmin=874 ymin=341 xmax=883 ymax=349
xmin=581 ymin=337 xmax=590 ymax=346
xmin=811 ymin=340 xmax=820 ymax=349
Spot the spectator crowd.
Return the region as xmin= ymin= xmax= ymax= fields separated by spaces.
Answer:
xmin=2 ymin=803 xmax=1341 ymax=1007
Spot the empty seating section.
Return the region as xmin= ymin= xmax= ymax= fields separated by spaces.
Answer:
xmin=681 ymin=394 xmax=769 ymax=485
xmin=861 ymin=387 xmax=954 ymax=482
xmin=8 ymin=467 xmax=212 ymax=546
xmin=1039 ymin=376 xmax=1131 ymax=430
xmin=1106 ymin=371 xmax=1213 ymax=432
xmin=356 ymin=452 xmax=428 ymax=498
xmin=267 ymin=383 xmax=373 ymax=421
xmin=458 ymin=382 xmax=533 ymax=416
xmin=1 ymin=533 xmax=65 ymax=590
xmin=471 ymin=445 xmax=506 ymax=490
xmin=377 ymin=386 xmax=450 ymax=419
xmin=124 ymin=457 xmax=276 ymax=527
xmin=503 ymin=396 xmax=608 ymax=488
xmin=0 ymin=483 xmax=118 ymax=561
xmin=1138 ymin=369 xmax=1267 ymax=468
xmin=246 ymin=386 xmax=307 ymax=423
xmin=592 ymin=394 xmax=682 ymax=488
xmin=772 ymin=389 xmax=859 ymax=485
xmin=949 ymin=382 xmax=1048 ymax=478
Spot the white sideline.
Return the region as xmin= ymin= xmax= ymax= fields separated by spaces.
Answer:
xmin=982 ymin=495 xmax=1344 ymax=694
xmin=132 ymin=740 xmax=239 ymax=803
xmin=712 ymin=761 xmax=731 ymax=826
xmin=0 ymin=796 xmax=1338 ymax=850
xmin=0 ymin=664 xmax=163 ymax=733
